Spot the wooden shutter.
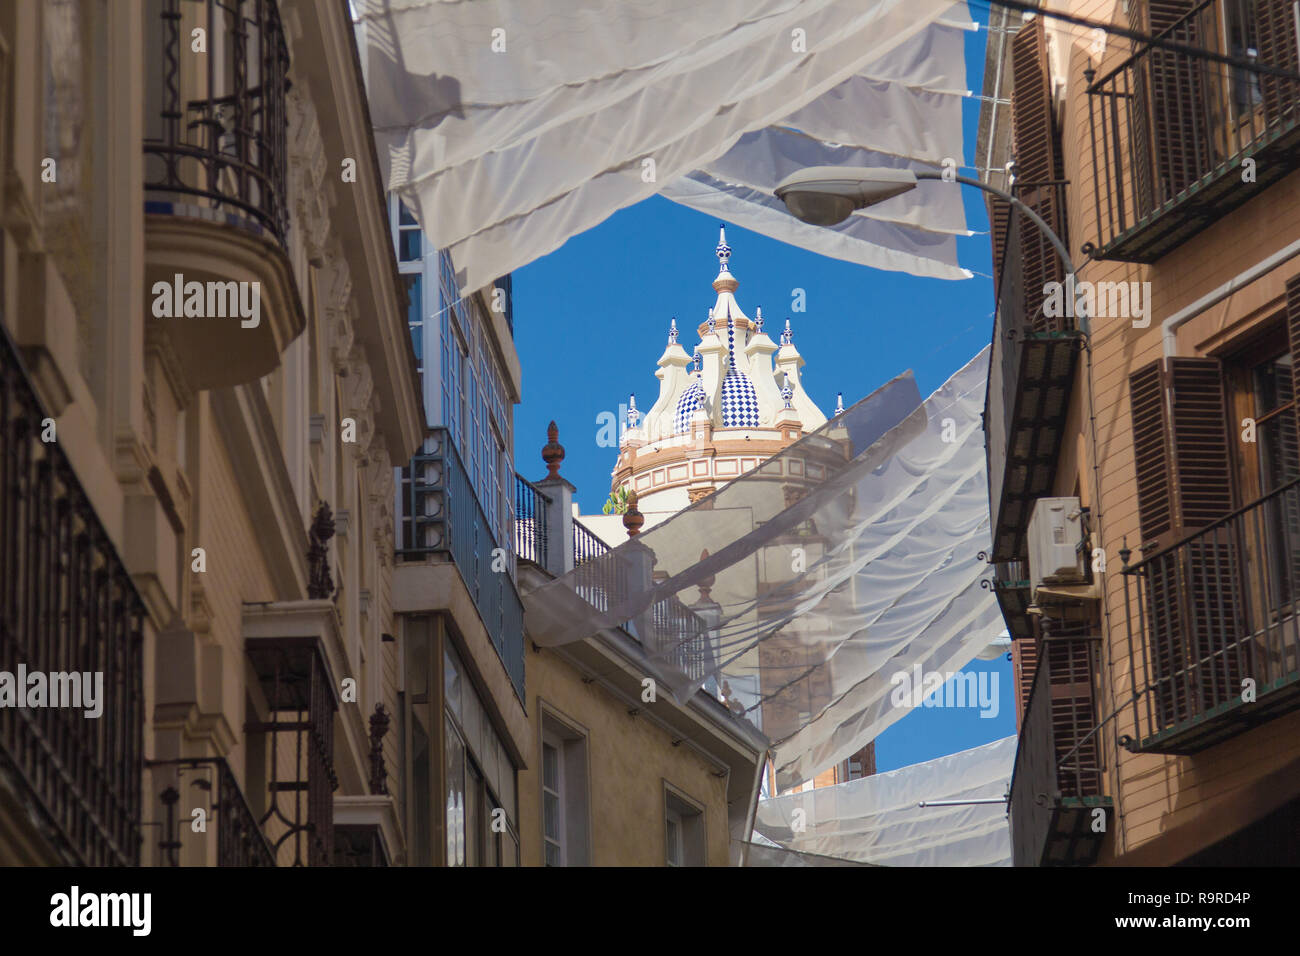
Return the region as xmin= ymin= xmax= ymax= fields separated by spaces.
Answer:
xmin=1287 ymin=274 xmax=1300 ymax=433
xmin=1256 ymin=0 xmax=1300 ymax=125
xmin=1009 ymin=18 xmax=1068 ymax=332
xmin=1012 ymin=631 xmax=1040 ymax=729
xmin=1129 ymin=1 xmax=1207 ymax=214
xmin=1046 ymin=629 xmax=1102 ymax=798
xmin=1129 ymin=357 xmax=1244 ymax=728
xmin=989 ymin=196 xmax=1012 ymax=298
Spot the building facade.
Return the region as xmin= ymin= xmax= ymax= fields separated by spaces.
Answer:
xmin=0 ymin=0 xmax=424 ymax=865
xmin=984 ymin=1 xmax=1300 ymax=865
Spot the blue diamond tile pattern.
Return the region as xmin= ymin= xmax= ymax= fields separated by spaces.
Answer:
xmin=676 ymin=381 xmax=706 ymax=433
xmin=720 ymin=367 xmax=759 ymax=427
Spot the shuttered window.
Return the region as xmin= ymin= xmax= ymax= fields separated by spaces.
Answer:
xmin=1129 ymin=1 xmax=1209 ymax=210
xmin=1129 ymin=356 xmax=1243 ymax=727
xmin=1009 ymin=17 xmax=1068 ymax=333
xmin=1256 ymin=0 xmax=1300 ymax=124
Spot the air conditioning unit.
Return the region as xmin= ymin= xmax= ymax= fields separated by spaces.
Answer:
xmin=1027 ymin=497 xmax=1086 ymax=589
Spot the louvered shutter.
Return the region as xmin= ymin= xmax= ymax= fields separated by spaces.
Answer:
xmin=989 ymin=196 xmax=1012 ymax=297
xmin=1012 ymin=631 xmax=1039 ymax=729
xmin=1129 ymin=357 xmax=1244 ymax=729
xmin=1256 ymin=0 xmax=1300 ymax=125
xmin=1046 ymin=632 xmax=1102 ymax=798
xmin=1009 ymin=18 xmax=1068 ymax=332
xmin=1286 ymin=275 xmax=1300 ymax=428
xmin=1129 ymin=1 xmax=1208 ymax=216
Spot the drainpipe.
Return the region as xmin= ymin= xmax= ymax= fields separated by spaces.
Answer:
xmin=1159 ymin=237 xmax=1300 ymax=356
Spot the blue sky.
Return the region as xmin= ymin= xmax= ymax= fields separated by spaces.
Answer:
xmin=510 ymin=4 xmax=1016 ymax=772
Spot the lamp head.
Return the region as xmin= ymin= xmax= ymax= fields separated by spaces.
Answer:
xmin=774 ymin=166 xmax=919 ymax=226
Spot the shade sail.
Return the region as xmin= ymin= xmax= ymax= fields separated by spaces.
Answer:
xmin=355 ymin=0 xmax=975 ymax=291
xmin=521 ymin=347 xmax=1001 ymax=789
xmin=752 ymin=735 xmax=1015 ymax=866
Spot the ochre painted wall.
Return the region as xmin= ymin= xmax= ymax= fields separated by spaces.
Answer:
xmin=518 ymin=645 xmax=732 ymax=866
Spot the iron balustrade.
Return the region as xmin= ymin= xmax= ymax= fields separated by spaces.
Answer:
xmin=985 ymin=191 xmax=1082 ymax=562
xmin=144 ymin=0 xmax=291 ymax=241
xmin=1085 ymin=0 xmax=1300 ymax=261
xmin=0 ymin=322 xmax=146 ymax=866
xmin=398 ymin=429 xmax=525 ymax=701
xmin=570 ymin=519 xmax=716 ymax=683
xmin=150 ymin=756 xmax=276 ymax=866
xmin=1121 ymin=476 xmax=1300 ymax=752
xmin=514 ymin=474 xmax=550 ymax=568
xmin=1008 ymin=632 xmax=1110 ymax=866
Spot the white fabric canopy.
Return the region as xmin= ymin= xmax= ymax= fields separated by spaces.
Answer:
xmin=522 ymin=347 xmax=1002 ymax=790
xmin=356 ymin=0 xmax=976 ymax=291
xmin=751 ymin=735 xmax=1015 ymax=866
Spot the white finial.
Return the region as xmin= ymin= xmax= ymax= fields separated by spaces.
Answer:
xmin=627 ymin=394 xmax=640 ymax=429
xmin=668 ymin=317 xmax=678 ymax=344
xmin=781 ymin=318 xmax=793 ymax=346
xmin=716 ymin=226 xmax=732 ymax=269
xmin=755 ymin=306 xmax=763 ymax=333
xmin=781 ymin=373 xmax=793 ymax=409
xmin=706 ymin=307 xmax=715 ymax=334
xmin=835 ymin=392 xmax=845 ymax=416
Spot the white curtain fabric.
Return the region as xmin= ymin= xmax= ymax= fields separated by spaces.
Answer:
xmin=751 ymin=736 xmax=1016 ymax=866
xmin=521 ymin=347 xmax=1002 ymax=790
xmin=355 ymin=0 xmax=974 ymax=292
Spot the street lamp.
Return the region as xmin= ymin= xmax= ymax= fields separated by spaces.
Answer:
xmin=773 ymin=165 xmax=1076 ymax=303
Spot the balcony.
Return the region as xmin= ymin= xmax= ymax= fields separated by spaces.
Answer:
xmin=398 ymin=428 xmax=526 ymax=700
xmin=1008 ymin=627 xmax=1111 ymax=866
xmin=985 ymin=192 xmax=1084 ymax=563
xmin=142 ymin=0 xmax=305 ymax=390
xmin=514 ymin=474 xmax=550 ymax=568
xmin=245 ymin=635 xmax=339 ymax=866
xmin=0 ymin=323 xmax=146 ymax=866
xmin=150 ymin=757 xmax=277 ymax=866
xmin=1120 ymin=478 xmax=1300 ymax=753
xmin=1085 ymin=0 xmax=1300 ymax=262
xmin=570 ymin=518 xmax=718 ymax=686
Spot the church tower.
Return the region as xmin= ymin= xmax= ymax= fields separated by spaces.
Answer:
xmin=612 ymin=228 xmax=828 ymax=519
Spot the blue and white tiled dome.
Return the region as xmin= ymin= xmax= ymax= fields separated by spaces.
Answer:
xmin=720 ymin=366 xmax=759 ymax=427
xmin=676 ymin=380 xmax=706 ymax=433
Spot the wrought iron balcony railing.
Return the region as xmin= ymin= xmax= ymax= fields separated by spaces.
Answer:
xmin=1120 ymin=476 xmax=1300 ymax=753
xmin=0 ymin=322 xmax=146 ymax=866
xmin=144 ymin=0 xmax=291 ymax=241
xmin=245 ymin=635 xmax=338 ymax=866
xmin=1008 ymin=625 xmax=1111 ymax=866
xmin=1085 ymin=0 xmax=1300 ymax=262
xmin=398 ymin=429 xmax=525 ymax=701
xmin=570 ymin=519 xmax=716 ymax=684
xmin=985 ymin=190 xmax=1083 ymax=563
xmin=514 ymin=474 xmax=550 ymax=568
xmin=150 ymin=757 xmax=276 ymax=866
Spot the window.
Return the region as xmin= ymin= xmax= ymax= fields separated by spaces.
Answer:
xmin=665 ymin=808 xmax=683 ymax=866
xmin=398 ymin=201 xmax=422 ymax=262
xmin=1228 ymin=333 xmax=1300 ymax=611
xmin=542 ymin=737 xmax=564 ymax=866
xmin=404 ymin=273 xmax=424 ymax=383
xmin=1225 ymin=0 xmax=1263 ymax=115
xmin=664 ymin=786 xmax=706 ymax=866
xmin=539 ymin=710 xmax=590 ymax=866
xmin=444 ymin=639 xmax=520 ymax=866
